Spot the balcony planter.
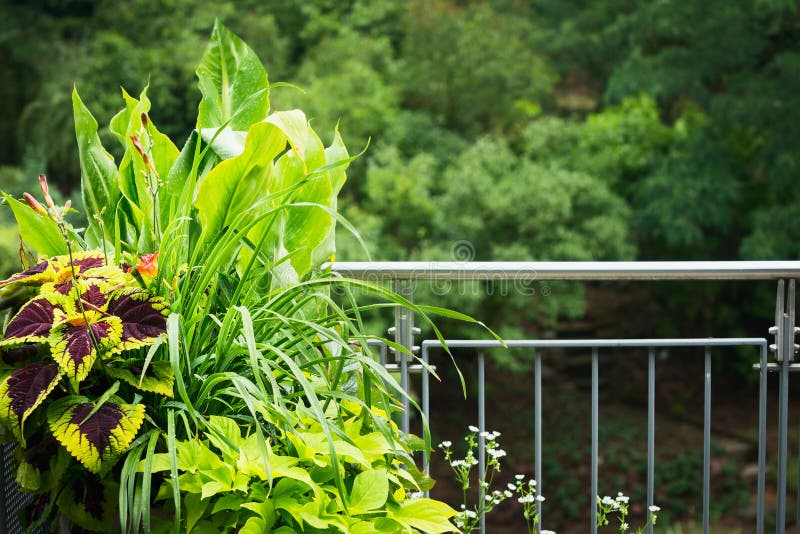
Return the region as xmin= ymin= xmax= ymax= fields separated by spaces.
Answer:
xmin=0 ymin=21 xmax=464 ymax=533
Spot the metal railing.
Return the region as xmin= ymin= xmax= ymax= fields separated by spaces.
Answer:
xmin=334 ymin=261 xmax=800 ymax=534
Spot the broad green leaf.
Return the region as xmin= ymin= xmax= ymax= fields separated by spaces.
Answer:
xmin=47 ymin=396 xmax=145 ymax=474
xmin=195 ymin=120 xmax=288 ymax=240
xmin=388 ymin=499 xmax=459 ymax=533
xmin=185 ymin=492 xmax=209 ymax=534
xmin=196 ymin=20 xmax=269 ymax=132
xmin=348 ymin=469 xmax=388 ymax=513
xmin=2 ymin=193 xmax=68 ymax=256
xmin=205 ymin=414 xmax=243 ymax=461
xmin=72 ymin=88 xmax=120 ymax=242
xmin=57 ymin=473 xmax=118 ymax=531
xmin=239 ymin=517 xmax=268 ymax=534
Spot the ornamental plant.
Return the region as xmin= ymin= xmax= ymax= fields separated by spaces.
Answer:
xmin=0 ymin=21 xmax=481 ymax=532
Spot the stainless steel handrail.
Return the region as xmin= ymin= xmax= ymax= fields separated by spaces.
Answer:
xmin=329 ymin=260 xmax=800 ymax=280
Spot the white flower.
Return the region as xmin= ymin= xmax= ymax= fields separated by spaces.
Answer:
xmin=518 ymin=494 xmax=535 ymax=504
xmin=487 ymin=448 xmax=507 ymax=458
xmin=491 ymin=431 xmax=501 ymax=438
xmin=536 ymin=495 xmax=546 ymax=502
xmin=528 ymin=479 xmax=537 ymax=487
xmin=515 ymin=474 xmax=525 ymax=481
xmin=616 ymin=494 xmax=630 ymax=504
xmin=439 ymin=440 xmax=452 ymax=448
xmin=504 ymin=490 xmax=513 ymax=498
xmin=507 ymin=483 xmax=517 ymax=490
xmin=649 ymin=505 xmax=661 ymax=512
xmin=409 ymin=491 xmax=424 ymax=499
xmin=542 ymin=531 xmax=557 ymax=534
xmin=621 ymin=522 xmax=629 ymax=531
xmin=468 ymin=425 xmax=479 ymax=432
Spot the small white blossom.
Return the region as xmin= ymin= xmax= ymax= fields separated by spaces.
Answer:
xmin=542 ymin=531 xmax=557 ymax=534
xmin=504 ymin=490 xmax=513 ymax=498
xmin=515 ymin=474 xmax=525 ymax=480
xmin=518 ymin=494 xmax=536 ymax=504
xmin=439 ymin=440 xmax=452 ymax=448
xmin=649 ymin=505 xmax=661 ymax=512
xmin=621 ymin=522 xmax=629 ymax=531
xmin=528 ymin=479 xmax=537 ymax=487
xmin=408 ymin=491 xmax=424 ymax=499
xmin=507 ymin=483 xmax=517 ymax=491
xmin=536 ymin=495 xmax=546 ymax=502
xmin=468 ymin=425 xmax=479 ymax=432
xmin=616 ymin=494 xmax=630 ymax=504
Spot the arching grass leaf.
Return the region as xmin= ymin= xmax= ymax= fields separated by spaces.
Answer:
xmin=106 ymin=360 xmax=174 ymax=397
xmin=105 ymin=289 xmax=169 ymax=353
xmin=0 ymin=363 xmax=62 ymax=440
xmin=49 ymin=311 xmax=122 ymax=381
xmin=48 ymin=396 xmax=145 ymax=474
xmin=1 ymin=294 xmax=69 ymax=346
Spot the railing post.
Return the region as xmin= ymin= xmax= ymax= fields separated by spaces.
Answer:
xmin=393 ymin=280 xmax=416 ymax=434
xmin=771 ymin=279 xmax=797 ymax=534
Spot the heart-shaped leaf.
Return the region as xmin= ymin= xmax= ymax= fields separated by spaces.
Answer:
xmin=1 ymin=294 xmax=68 ymax=346
xmin=105 ymin=289 xmax=168 ymax=353
xmin=0 ymin=363 xmax=62 ymax=439
xmin=0 ymin=259 xmax=55 ymax=288
xmin=48 ymin=396 xmax=145 ymax=474
xmin=49 ymin=311 xmax=122 ymax=381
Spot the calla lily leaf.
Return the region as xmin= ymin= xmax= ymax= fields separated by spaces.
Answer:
xmin=105 ymin=289 xmax=168 ymax=352
xmin=1 ymin=294 xmax=69 ymax=346
xmin=106 ymin=360 xmax=174 ymax=397
xmin=0 ymin=363 xmax=62 ymax=440
xmin=49 ymin=311 xmax=122 ymax=382
xmin=48 ymin=396 xmax=145 ymax=474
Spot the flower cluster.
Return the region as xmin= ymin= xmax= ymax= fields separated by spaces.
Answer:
xmin=439 ymin=427 xmax=547 ymax=533
xmin=597 ymin=492 xmax=660 ymax=533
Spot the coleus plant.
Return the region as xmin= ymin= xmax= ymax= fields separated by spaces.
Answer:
xmin=0 ymin=243 xmax=170 ymax=528
xmin=0 ymin=19 xmax=479 ymax=533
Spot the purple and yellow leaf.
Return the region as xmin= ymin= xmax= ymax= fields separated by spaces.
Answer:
xmin=47 ymin=396 xmax=145 ymax=474
xmin=105 ymin=289 xmax=169 ymax=352
xmin=41 ymin=264 xmax=126 ymax=296
xmin=0 ymin=259 xmax=55 ymax=288
xmin=105 ymin=360 xmax=174 ymax=397
xmin=1 ymin=294 xmax=69 ymax=346
xmin=0 ymin=363 xmax=62 ymax=440
xmin=49 ymin=312 xmax=122 ymax=382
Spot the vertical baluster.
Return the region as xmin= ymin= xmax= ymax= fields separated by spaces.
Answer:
xmin=703 ymin=347 xmax=711 ymax=534
xmin=647 ymin=348 xmax=655 ymax=534
xmin=591 ymin=347 xmax=599 ymax=534
xmin=535 ymin=350 xmax=542 ymax=534
xmin=758 ymin=343 xmax=767 ymax=534
xmin=478 ymin=351 xmax=486 ymax=534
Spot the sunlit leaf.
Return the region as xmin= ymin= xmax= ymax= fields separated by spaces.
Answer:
xmin=105 ymin=289 xmax=168 ymax=353
xmin=2 ymin=193 xmax=68 ymax=257
xmin=48 ymin=396 xmax=145 ymax=474
xmin=0 ymin=363 xmax=62 ymax=439
xmin=49 ymin=311 xmax=122 ymax=381
xmin=106 ymin=360 xmax=174 ymax=397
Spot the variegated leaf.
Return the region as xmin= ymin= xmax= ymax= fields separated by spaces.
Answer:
xmin=105 ymin=289 xmax=168 ymax=353
xmin=105 ymin=360 xmax=174 ymax=397
xmin=48 ymin=396 xmax=145 ymax=474
xmin=0 ymin=259 xmax=55 ymax=288
xmin=49 ymin=311 xmax=122 ymax=382
xmin=0 ymin=363 xmax=62 ymax=440
xmin=1 ymin=294 xmax=69 ymax=346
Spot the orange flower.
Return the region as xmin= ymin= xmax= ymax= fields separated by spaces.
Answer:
xmin=135 ymin=252 xmax=158 ymax=278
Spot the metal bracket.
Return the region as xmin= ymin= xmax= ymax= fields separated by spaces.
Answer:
xmin=770 ymin=279 xmax=797 ymax=362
